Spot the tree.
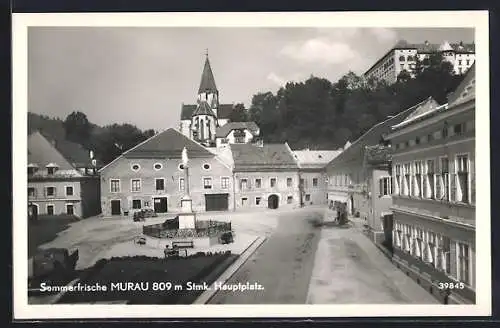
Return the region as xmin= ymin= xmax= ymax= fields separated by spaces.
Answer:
xmin=229 ymin=103 xmax=248 ymax=122
xmin=63 ymin=111 xmax=91 ymax=146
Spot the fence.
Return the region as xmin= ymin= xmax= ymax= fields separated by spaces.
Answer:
xmin=143 ymin=220 xmax=231 ymax=239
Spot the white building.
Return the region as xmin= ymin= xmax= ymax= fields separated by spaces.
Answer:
xmin=363 ymin=40 xmax=475 ymax=84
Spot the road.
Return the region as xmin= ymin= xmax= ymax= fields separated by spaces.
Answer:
xmin=209 ymin=208 xmax=438 ymax=304
xmin=209 ymin=207 xmax=323 ymax=304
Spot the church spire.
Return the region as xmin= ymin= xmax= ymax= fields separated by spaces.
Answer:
xmin=198 ymin=52 xmax=217 ymax=94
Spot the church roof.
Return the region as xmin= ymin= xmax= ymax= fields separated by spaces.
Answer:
xmin=193 ymin=101 xmax=216 ymax=117
xmin=198 ymin=56 xmax=217 ymax=93
xmin=215 ymin=122 xmax=260 ymax=138
xmin=230 ymin=143 xmax=298 ymax=172
xmin=181 ymin=103 xmax=235 ymax=120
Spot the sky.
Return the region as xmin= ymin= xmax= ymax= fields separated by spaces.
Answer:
xmin=28 ymin=27 xmax=474 ymax=131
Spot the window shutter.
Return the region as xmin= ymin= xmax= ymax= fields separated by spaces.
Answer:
xmin=379 ymin=179 xmax=383 ymax=196
xmin=422 ymin=176 xmax=427 ymax=198
xmin=435 ymin=175 xmax=442 ymax=199
xmin=53 ymin=187 xmax=57 ymax=197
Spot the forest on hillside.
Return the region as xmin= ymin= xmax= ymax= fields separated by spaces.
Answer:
xmin=28 ymin=53 xmax=465 ymax=165
xmin=246 ymin=53 xmax=465 ymax=149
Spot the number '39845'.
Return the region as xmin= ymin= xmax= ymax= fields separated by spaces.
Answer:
xmin=438 ymin=282 xmax=465 ymax=289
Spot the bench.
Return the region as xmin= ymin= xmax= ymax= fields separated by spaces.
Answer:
xmin=172 ymin=240 xmax=194 ymax=249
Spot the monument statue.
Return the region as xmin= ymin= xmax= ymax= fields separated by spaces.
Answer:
xmin=179 ymin=147 xmax=196 ymax=229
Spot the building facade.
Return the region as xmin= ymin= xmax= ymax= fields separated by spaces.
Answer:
xmin=324 ymin=100 xmax=426 ymax=240
xmin=28 ymin=131 xmax=100 ymax=218
xmin=215 ymin=122 xmax=261 ymax=149
xmin=99 ymin=128 xmax=234 ymax=216
xmin=363 ymin=40 xmax=475 ymax=84
xmin=293 ymin=149 xmax=341 ymax=206
xmin=230 ymin=143 xmax=301 ymax=210
xmin=386 ymin=64 xmax=476 ymax=304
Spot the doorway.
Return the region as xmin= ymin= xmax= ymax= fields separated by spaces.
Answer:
xmin=66 ymin=204 xmax=74 ymax=215
xmin=153 ymin=197 xmax=168 ymax=213
xmin=268 ymin=194 xmax=279 ymax=209
xmin=111 ymin=200 xmax=121 ymax=215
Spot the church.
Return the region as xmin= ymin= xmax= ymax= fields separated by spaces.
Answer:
xmin=179 ymin=54 xmax=260 ymax=148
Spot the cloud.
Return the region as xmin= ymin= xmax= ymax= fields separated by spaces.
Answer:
xmin=266 ymin=72 xmax=286 ymax=86
xmin=280 ymin=38 xmax=359 ymax=65
xmin=368 ymin=28 xmax=397 ymax=43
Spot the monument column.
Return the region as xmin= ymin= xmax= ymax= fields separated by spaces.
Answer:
xmin=179 ymin=147 xmax=196 ymax=229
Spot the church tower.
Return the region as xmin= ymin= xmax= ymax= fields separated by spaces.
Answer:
xmin=197 ymin=52 xmax=219 ymax=117
xmin=191 ymin=52 xmax=219 ymax=146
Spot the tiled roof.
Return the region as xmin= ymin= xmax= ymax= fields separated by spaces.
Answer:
xmin=193 ymin=101 xmax=216 ymax=117
xmin=230 ymin=143 xmax=298 ymax=171
xmin=119 ymin=128 xmax=214 ymax=160
xmin=198 ymin=56 xmax=218 ymax=93
xmin=364 ymin=145 xmax=392 ymax=165
xmin=52 ymin=138 xmax=93 ymax=168
xmin=293 ymin=150 xmax=342 ymax=168
xmin=447 ymin=62 xmax=475 ymax=107
xmin=393 ymin=39 xmax=475 ymax=53
xmin=181 ymin=103 xmax=234 ymax=120
xmin=215 ymin=122 xmax=260 ymax=138
xmin=326 ymin=105 xmax=417 ymax=167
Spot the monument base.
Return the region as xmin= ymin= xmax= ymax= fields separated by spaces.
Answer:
xmin=178 ymin=212 xmax=197 ymax=229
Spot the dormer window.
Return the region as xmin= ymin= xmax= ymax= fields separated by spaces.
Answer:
xmin=46 ymin=163 xmax=59 ymax=175
xmin=28 ymin=164 xmax=38 ymax=175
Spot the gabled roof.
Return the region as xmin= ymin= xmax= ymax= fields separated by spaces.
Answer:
xmin=193 ymin=101 xmax=216 ymax=117
xmin=326 ymin=104 xmax=418 ymax=167
xmin=230 ymin=143 xmax=298 ymax=171
xmin=181 ymin=103 xmax=234 ymax=120
xmin=198 ymin=56 xmax=217 ymax=93
xmin=28 ymin=130 xmax=92 ymax=169
xmin=391 ymin=97 xmax=442 ymax=130
xmin=215 ymin=122 xmax=260 ymax=138
xmin=293 ymin=150 xmax=342 ymax=168
xmin=99 ymin=128 xmax=214 ymax=171
xmin=447 ymin=62 xmax=475 ymax=107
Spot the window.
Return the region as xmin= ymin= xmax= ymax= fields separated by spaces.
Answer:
xmin=287 ymin=178 xmax=293 ymax=188
xmin=203 ymin=177 xmax=212 ymax=189
xmin=428 ymin=133 xmax=434 ymax=142
xmin=405 ymin=141 xmax=410 ymax=148
xmin=221 ymin=138 xmax=228 ymax=144
xmin=457 ymin=155 xmax=469 ymax=203
xmin=414 ymin=161 xmax=423 ymax=197
xmin=466 ymin=59 xmax=470 ymax=65
xmin=131 ymin=179 xmax=141 ymax=192
xmin=47 ymin=167 xmax=56 ymax=175
xmin=132 ymin=199 xmax=142 ymax=209
xmin=66 ymin=204 xmax=74 ymax=215
xmin=131 ymin=164 xmax=140 ymax=172
xmin=379 ymin=177 xmax=392 ymax=196
xmin=154 ymin=163 xmax=162 ymax=170
xmin=203 ymin=163 xmax=211 ymax=171
xmin=155 ymin=178 xmax=165 ymax=191
xmin=46 ymin=205 xmax=54 ymax=215
xmin=178 ymin=164 xmax=185 ymax=171
xmin=395 ymin=143 xmax=399 ymax=150
xmin=255 ymin=178 xmax=262 ymax=189
xmin=458 ymin=59 xmax=462 ymax=65
xmin=438 ymin=236 xmax=451 ymax=274
xmin=454 ymin=123 xmax=466 ymax=135
xmin=28 ymin=167 xmax=36 ymax=175
xmin=28 ymin=187 xmax=36 ymax=197
xmin=403 ymin=163 xmax=411 ymax=196
xmin=240 ymin=178 xmax=248 ymax=190
xmin=394 ymin=164 xmax=401 ymax=195
xmin=399 ymin=55 xmax=405 ymax=61
xmin=415 ymin=137 xmax=420 ymax=145
xmin=255 ymin=197 xmax=261 ymax=205
xmin=221 ymin=177 xmax=230 ymax=189
xmin=442 ymin=127 xmax=449 ymax=138
xmin=65 ymin=186 xmax=74 ymax=196
xmin=300 ymin=178 xmax=305 ymax=188
xmin=46 ymin=187 xmax=56 ymax=197
xmin=313 ymin=178 xmax=318 ymax=187
xmin=179 ymin=178 xmax=185 ymax=191
xmin=270 ymin=178 xmax=277 ymax=188
xmin=287 ymin=196 xmax=293 ymax=204
xmin=457 ymin=242 xmax=470 ymax=285
xmin=241 ymin=197 xmax=248 ymax=206
xmin=305 ymin=194 xmax=311 ymax=202
xmin=439 ymin=158 xmax=450 ymax=201
xmin=426 ymin=160 xmax=435 ymax=199
xmin=110 ymin=179 xmax=120 ymax=193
